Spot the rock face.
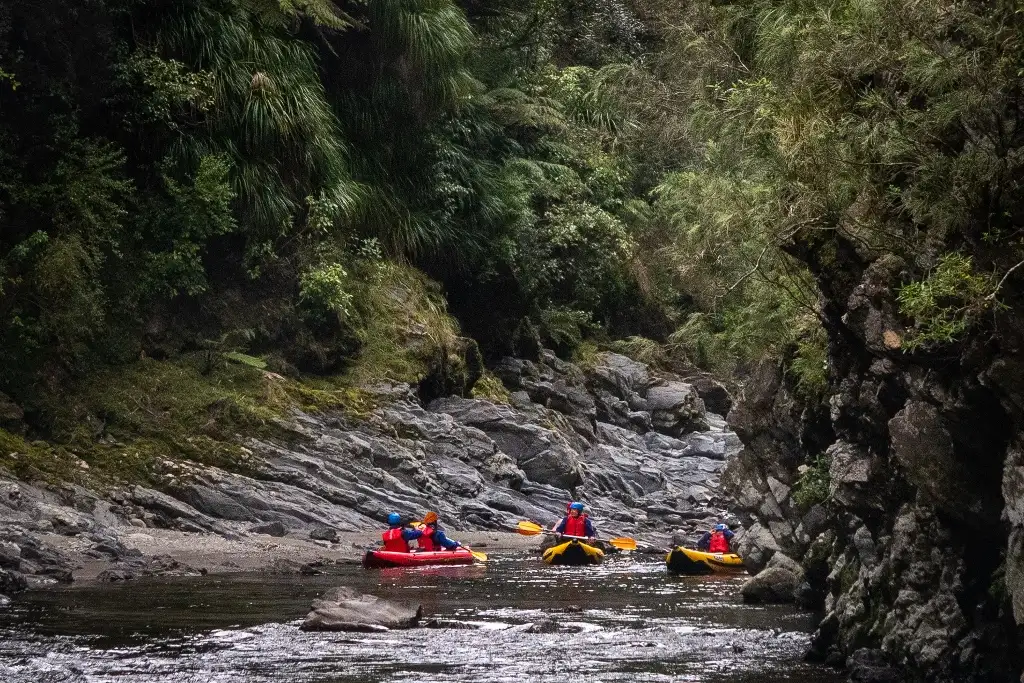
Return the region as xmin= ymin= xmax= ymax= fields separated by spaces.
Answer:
xmin=722 ymin=238 xmax=1024 ymax=681
xmin=301 ymin=586 xmax=422 ymax=631
xmin=0 ymin=350 xmax=741 ymax=590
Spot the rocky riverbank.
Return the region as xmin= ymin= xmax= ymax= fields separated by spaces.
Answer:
xmin=721 ymin=246 xmax=1024 ymax=682
xmin=0 ymin=350 xmax=740 ymax=598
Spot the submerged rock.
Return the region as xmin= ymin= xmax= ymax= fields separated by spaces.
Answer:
xmin=741 ymin=566 xmax=799 ymax=604
xmin=301 ymin=586 xmax=422 ymax=632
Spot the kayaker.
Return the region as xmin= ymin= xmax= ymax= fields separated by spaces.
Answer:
xmin=382 ymin=512 xmax=423 ymax=552
xmin=417 ymin=511 xmax=463 ymax=551
xmin=697 ymin=523 xmax=734 ymax=553
xmin=554 ymin=502 xmax=595 ymax=539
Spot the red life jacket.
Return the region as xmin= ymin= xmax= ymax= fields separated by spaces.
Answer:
xmin=562 ymin=515 xmax=588 ymax=537
xmin=418 ymin=526 xmax=437 ymax=551
xmin=382 ymin=527 xmax=409 ymax=552
xmin=708 ymin=531 xmax=729 ymax=553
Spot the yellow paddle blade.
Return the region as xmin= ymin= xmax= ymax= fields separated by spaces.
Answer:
xmin=467 ymin=548 xmax=488 ymax=562
xmin=607 ymin=537 xmax=637 ymax=551
xmin=516 ymin=520 xmax=545 ymax=536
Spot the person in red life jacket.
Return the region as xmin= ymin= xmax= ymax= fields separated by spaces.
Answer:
xmin=416 ymin=511 xmax=463 ymax=551
xmin=697 ymin=523 xmax=734 ymax=553
xmin=381 ymin=512 xmax=422 ymax=552
xmin=554 ymin=502 xmax=595 ymax=538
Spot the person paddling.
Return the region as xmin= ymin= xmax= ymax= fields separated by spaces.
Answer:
xmin=554 ymin=502 xmax=595 ymax=539
xmin=417 ymin=511 xmax=463 ymax=551
xmin=381 ymin=512 xmax=422 ymax=552
xmin=697 ymin=523 xmax=734 ymax=553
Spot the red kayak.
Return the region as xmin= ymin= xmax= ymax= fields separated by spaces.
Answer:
xmin=363 ymin=548 xmax=476 ymax=569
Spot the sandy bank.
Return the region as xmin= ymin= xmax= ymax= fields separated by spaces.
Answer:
xmin=42 ymin=528 xmax=546 ymax=582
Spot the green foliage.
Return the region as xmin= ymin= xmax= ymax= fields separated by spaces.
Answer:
xmin=897 ymin=253 xmax=998 ymax=350
xmin=299 ymin=263 xmax=353 ymax=321
xmin=793 ymin=454 xmax=831 ymax=512
xmin=223 ymin=351 xmax=268 ymax=369
xmin=604 ymin=336 xmax=667 ymax=368
xmin=470 ymin=372 xmax=512 ymax=404
xmin=144 ymin=154 xmax=238 ymax=297
xmin=114 ymin=54 xmax=214 ymax=128
xmin=789 ymin=326 xmax=829 ymax=399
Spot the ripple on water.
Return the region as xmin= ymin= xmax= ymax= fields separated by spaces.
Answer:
xmin=0 ymin=553 xmax=843 ymax=683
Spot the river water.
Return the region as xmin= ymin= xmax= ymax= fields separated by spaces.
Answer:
xmin=0 ymin=552 xmax=841 ymax=683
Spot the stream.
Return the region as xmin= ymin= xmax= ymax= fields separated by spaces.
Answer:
xmin=0 ymin=552 xmax=842 ymax=682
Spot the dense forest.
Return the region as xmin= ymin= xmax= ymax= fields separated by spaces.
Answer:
xmin=4 ymin=3 xmax=1024 ymax=679
xmin=2 ymin=0 xmax=1022 ymax=429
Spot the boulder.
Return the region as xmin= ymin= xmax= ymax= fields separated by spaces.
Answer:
xmin=765 ymin=551 xmax=805 ymax=580
xmin=741 ymin=566 xmax=800 ymax=604
xmin=0 ymin=568 xmax=27 ymax=594
xmin=734 ymin=522 xmax=780 ymax=573
xmin=645 ymin=383 xmax=708 ymax=436
xmin=310 ymin=525 xmax=339 ymax=543
xmin=586 ymin=353 xmax=652 ymax=399
xmin=301 ymin=586 xmax=422 ymax=632
xmin=251 ymin=521 xmax=287 ymax=537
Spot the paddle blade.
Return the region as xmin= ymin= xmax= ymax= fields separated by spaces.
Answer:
xmin=469 ymin=549 xmax=488 ymax=562
xmin=516 ymin=520 xmax=544 ymax=536
xmin=607 ymin=537 xmax=637 ymax=551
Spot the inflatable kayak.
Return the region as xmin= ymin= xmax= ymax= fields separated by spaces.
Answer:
xmin=665 ymin=547 xmax=745 ymax=575
xmin=363 ymin=548 xmax=476 ymax=569
xmin=542 ymin=539 xmax=604 ymax=566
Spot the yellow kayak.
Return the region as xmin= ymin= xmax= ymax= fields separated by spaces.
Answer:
xmin=665 ymin=547 xmax=745 ymax=575
xmin=542 ymin=539 xmax=604 ymax=566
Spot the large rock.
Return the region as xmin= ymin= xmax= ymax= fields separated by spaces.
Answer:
xmin=644 ymin=383 xmax=708 ymax=436
xmin=734 ymin=522 xmax=781 ymax=573
xmin=586 ymin=353 xmax=652 ymax=399
xmin=741 ymin=566 xmax=800 ymax=604
xmin=301 ymin=586 xmax=422 ymax=632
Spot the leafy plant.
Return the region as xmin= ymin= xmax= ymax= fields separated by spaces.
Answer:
xmin=897 ymin=253 xmax=998 ymax=350
xmin=793 ymin=454 xmax=830 ymax=511
xmin=299 ymin=263 xmax=353 ymax=320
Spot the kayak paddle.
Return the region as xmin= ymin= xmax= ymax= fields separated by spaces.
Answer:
xmin=463 ymin=547 xmax=488 ymax=562
xmin=515 ymin=520 xmax=637 ymax=551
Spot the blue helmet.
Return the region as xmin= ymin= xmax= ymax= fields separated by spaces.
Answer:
xmin=714 ymin=523 xmax=728 ymax=531
xmin=570 ymin=502 xmax=585 ymax=512
xmin=387 ymin=512 xmax=401 ymax=526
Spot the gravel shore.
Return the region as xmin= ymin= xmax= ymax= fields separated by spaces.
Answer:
xmin=42 ymin=528 xmax=545 ymax=582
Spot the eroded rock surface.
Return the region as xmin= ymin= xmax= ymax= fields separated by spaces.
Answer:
xmin=722 ymin=242 xmax=1024 ymax=682
xmin=0 ymin=350 xmax=740 ymax=590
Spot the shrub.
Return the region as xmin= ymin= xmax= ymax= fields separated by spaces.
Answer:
xmin=897 ymin=253 xmax=997 ymax=349
xmin=792 ymin=454 xmax=830 ymax=511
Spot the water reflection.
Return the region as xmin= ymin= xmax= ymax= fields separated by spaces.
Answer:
xmin=0 ymin=553 xmax=842 ymax=683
